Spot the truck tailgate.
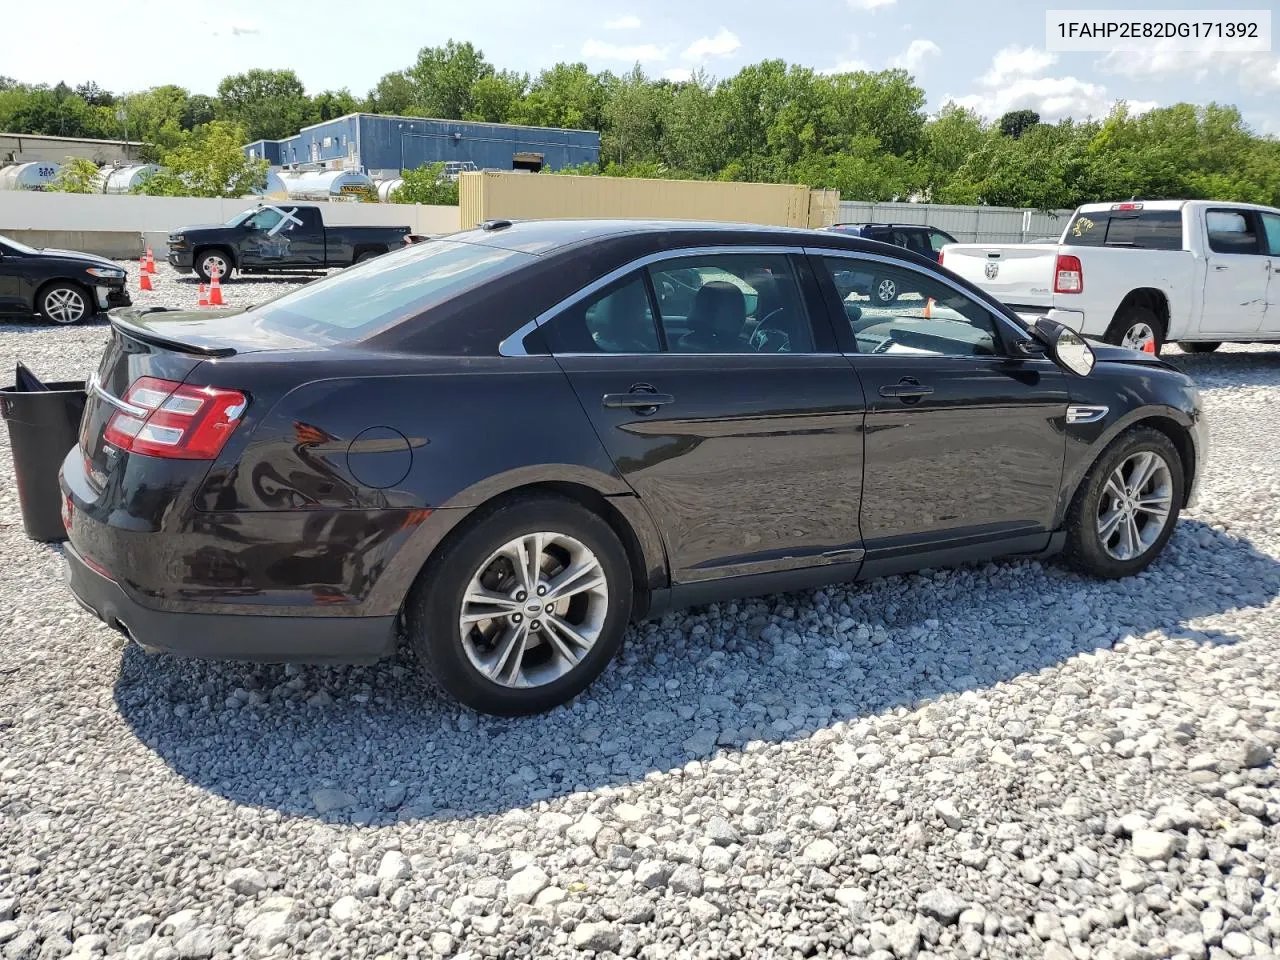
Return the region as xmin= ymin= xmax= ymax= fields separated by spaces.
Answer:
xmin=941 ymin=243 xmax=1057 ymax=311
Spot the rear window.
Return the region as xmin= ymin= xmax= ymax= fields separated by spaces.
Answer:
xmin=1065 ymin=210 xmax=1184 ymax=250
xmin=242 ymin=239 xmax=533 ymax=344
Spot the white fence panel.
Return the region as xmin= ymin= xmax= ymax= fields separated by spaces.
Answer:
xmin=0 ymin=191 xmax=460 ymax=237
xmin=837 ymin=201 xmax=1072 ymax=244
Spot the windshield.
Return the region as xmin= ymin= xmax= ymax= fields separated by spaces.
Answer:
xmin=243 ymin=239 xmax=534 ymax=344
xmin=0 ymin=234 xmax=41 ymax=256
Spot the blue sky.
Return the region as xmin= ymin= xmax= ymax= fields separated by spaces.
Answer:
xmin=7 ymin=0 xmax=1279 ymax=133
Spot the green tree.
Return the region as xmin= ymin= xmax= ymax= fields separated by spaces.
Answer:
xmin=406 ymin=41 xmax=494 ymax=119
xmin=366 ymin=71 xmax=416 ymax=115
xmin=47 ymin=157 xmax=102 ymax=194
xmin=389 ymin=162 xmax=460 ymax=205
xmin=466 ymin=71 xmax=528 ymax=123
xmin=998 ymin=109 xmax=1041 ymax=139
xmin=516 ymin=63 xmax=608 ymax=131
xmin=602 ymin=65 xmax=671 ymax=167
xmin=311 ymin=89 xmax=360 ymax=123
xmin=216 ymin=69 xmax=312 ymax=141
xmin=139 ymin=121 xmax=268 ymax=198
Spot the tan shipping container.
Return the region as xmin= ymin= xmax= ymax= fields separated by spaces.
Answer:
xmin=459 ymin=171 xmax=839 ymax=231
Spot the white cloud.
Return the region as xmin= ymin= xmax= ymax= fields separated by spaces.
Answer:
xmin=890 ymin=39 xmax=940 ymax=72
xmin=820 ymin=59 xmax=871 ymax=75
xmin=947 ymin=45 xmax=1157 ymax=122
xmin=682 ymin=28 xmax=741 ymax=60
xmin=197 ymin=17 xmax=261 ymax=37
xmin=980 ymin=45 xmax=1058 ymax=86
xmin=581 ymin=39 xmax=668 ymax=62
xmin=1098 ymin=44 xmax=1280 ymax=89
xmin=847 ymin=0 xmax=896 ymax=8
xmin=948 ymin=77 xmax=1157 ymax=123
xmin=603 ymin=14 xmax=642 ymax=30
xmin=662 ymin=67 xmax=693 ymax=83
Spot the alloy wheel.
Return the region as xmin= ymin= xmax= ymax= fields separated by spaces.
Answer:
xmin=44 ymin=288 xmax=87 ymax=324
xmin=1121 ymin=322 xmax=1156 ymax=352
xmin=876 ymin=278 xmax=897 ymax=303
xmin=1096 ymin=450 xmax=1174 ymax=561
xmin=204 ymin=255 xmax=228 ymax=279
xmin=458 ymin=532 xmax=610 ymax=688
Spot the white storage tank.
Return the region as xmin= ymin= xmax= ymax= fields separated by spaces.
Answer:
xmin=0 ymin=162 xmax=61 ymax=191
xmin=280 ymin=170 xmax=374 ymax=201
xmin=93 ymin=164 xmax=161 ymax=194
xmin=376 ymin=178 xmax=403 ymax=203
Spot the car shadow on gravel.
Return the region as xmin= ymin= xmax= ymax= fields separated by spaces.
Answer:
xmin=1164 ymin=348 xmax=1280 ymax=388
xmin=111 ymin=518 xmax=1280 ymax=825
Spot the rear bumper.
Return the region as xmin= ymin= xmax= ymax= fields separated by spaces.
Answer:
xmin=64 ymin=542 xmax=397 ymax=665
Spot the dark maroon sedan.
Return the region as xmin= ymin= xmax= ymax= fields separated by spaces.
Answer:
xmin=62 ymin=219 xmax=1205 ymax=715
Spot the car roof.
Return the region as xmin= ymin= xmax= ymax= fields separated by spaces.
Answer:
xmin=828 ymin=223 xmax=941 ymax=230
xmin=444 ymin=218 xmax=897 ymax=256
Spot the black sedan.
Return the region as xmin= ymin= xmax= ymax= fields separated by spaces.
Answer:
xmin=61 ymin=219 xmax=1207 ymax=715
xmin=0 ymin=234 xmax=131 ymax=324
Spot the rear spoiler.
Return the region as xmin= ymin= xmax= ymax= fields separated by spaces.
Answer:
xmin=109 ymin=308 xmax=238 ymax=359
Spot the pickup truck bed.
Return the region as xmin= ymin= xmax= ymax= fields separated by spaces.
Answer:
xmin=941 ymin=200 xmax=1280 ymax=354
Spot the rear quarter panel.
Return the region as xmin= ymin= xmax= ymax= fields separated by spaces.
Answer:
xmin=1063 ymin=247 xmax=1197 ymax=339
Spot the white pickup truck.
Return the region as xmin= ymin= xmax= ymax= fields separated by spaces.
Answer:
xmin=939 ymin=199 xmax=1280 ymax=354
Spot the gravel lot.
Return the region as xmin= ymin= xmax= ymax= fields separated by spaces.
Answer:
xmin=2 ymin=262 xmax=1279 ymax=960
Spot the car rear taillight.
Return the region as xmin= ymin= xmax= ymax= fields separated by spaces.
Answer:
xmin=103 ymin=376 xmax=247 ymax=460
xmin=1054 ymin=254 xmax=1083 ymax=294
xmin=937 ymin=251 xmax=945 ymax=265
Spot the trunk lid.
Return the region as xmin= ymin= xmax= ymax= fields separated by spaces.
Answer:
xmin=941 ymin=243 xmax=1058 ymax=309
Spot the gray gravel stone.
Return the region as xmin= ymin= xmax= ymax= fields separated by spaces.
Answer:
xmin=506 ymin=865 xmax=549 ymax=904
xmin=917 ymin=888 xmax=967 ymax=924
xmin=571 ymin=921 xmax=621 ymax=952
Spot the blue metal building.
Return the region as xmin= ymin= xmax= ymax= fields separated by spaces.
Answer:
xmin=244 ymin=113 xmax=600 ymax=179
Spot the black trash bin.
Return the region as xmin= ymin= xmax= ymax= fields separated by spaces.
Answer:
xmin=1 ymin=365 xmax=87 ymax=543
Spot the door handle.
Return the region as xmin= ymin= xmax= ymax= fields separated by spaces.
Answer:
xmin=1213 ymin=263 xmax=1229 ymax=271
xmin=879 ymin=378 xmax=934 ymax=400
xmin=602 ymin=384 xmax=674 ymax=414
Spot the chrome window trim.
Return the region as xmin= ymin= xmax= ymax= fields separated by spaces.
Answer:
xmin=807 ymin=247 xmax=1042 ymax=357
xmin=498 ymin=244 xmax=808 ymax=357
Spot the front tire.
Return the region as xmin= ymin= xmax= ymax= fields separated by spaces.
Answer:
xmin=39 ymin=283 xmax=91 ymax=325
xmin=1063 ymin=426 xmax=1184 ymax=579
xmin=1105 ymin=307 xmax=1164 ymax=355
xmin=1177 ymin=341 xmax=1221 ymax=354
xmin=406 ymin=495 xmax=633 ymax=716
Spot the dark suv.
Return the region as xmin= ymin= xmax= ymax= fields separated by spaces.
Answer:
xmin=819 ymin=223 xmax=958 ymax=304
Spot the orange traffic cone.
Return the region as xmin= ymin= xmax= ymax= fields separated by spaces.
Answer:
xmin=139 ymin=270 xmax=152 ymax=292
xmin=144 ymin=248 xmax=156 ymax=274
xmin=208 ymin=267 xmax=223 ymax=306
xmin=923 ymin=297 xmax=933 ymax=319
xmin=197 ymin=283 xmax=209 ymax=307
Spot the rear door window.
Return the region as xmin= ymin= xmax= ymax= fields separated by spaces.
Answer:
xmin=1206 ymin=209 xmax=1261 ymax=255
xmin=1066 ymin=210 xmax=1184 ymax=249
xmin=928 ymin=230 xmax=956 ymax=252
xmin=894 ymin=230 xmax=933 ymax=257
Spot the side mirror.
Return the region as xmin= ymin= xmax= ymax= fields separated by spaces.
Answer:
xmin=1033 ymin=317 xmax=1095 ymax=377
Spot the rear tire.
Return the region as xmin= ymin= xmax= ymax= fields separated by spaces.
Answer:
xmin=406 ymin=495 xmax=633 ymax=716
xmin=1063 ymin=426 xmax=1184 ymax=579
xmin=355 ymin=250 xmax=381 ymax=264
xmin=1177 ymin=341 xmax=1221 ymax=354
xmin=1105 ymin=306 xmax=1164 ymax=355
